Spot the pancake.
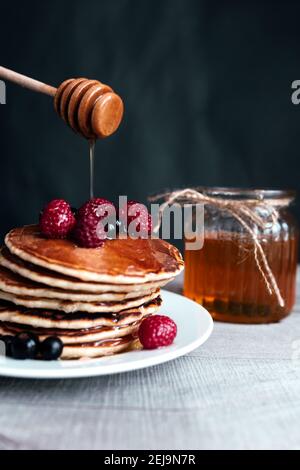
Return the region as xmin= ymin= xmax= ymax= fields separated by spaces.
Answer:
xmin=0 ymin=264 xmax=157 ymax=302
xmin=0 ymin=319 xmax=141 ymax=344
xmin=0 ymin=247 xmax=172 ymax=293
xmin=0 ymin=288 xmax=160 ymax=313
xmin=1 ymin=223 xmax=183 ymax=360
xmin=5 ymin=225 xmax=184 ymax=284
xmin=0 ymin=297 xmax=161 ymax=329
xmin=0 ymin=320 xmax=137 ymax=358
xmin=62 ymin=336 xmax=139 ymax=359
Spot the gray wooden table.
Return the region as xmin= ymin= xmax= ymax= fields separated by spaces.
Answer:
xmin=1 ymin=271 xmax=300 ymax=450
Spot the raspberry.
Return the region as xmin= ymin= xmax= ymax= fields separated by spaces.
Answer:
xmin=138 ymin=315 xmax=177 ymax=349
xmin=73 ymin=212 xmax=106 ymax=248
xmin=78 ymin=198 xmax=115 ymax=219
xmin=73 ymin=198 xmax=115 ymax=248
xmin=40 ymin=199 xmax=76 ymax=239
xmin=119 ymin=200 xmax=152 ymax=237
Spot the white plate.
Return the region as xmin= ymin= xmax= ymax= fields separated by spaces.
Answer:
xmin=0 ymin=290 xmax=213 ymax=379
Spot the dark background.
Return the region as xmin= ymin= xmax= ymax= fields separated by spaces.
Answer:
xmin=0 ymin=0 xmax=300 ymax=240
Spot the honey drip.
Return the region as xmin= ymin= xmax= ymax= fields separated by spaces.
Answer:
xmin=89 ymin=139 xmax=95 ymax=199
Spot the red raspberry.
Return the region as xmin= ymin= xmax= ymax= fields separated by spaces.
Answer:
xmin=77 ymin=198 xmax=115 ymax=219
xmin=73 ymin=198 xmax=115 ymax=248
xmin=73 ymin=212 xmax=108 ymax=248
xmin=119 ymin=200 xmax=152 ymax=237
xmin=40 ymin=199 xmax=76 ymax=239
xmin=138 ymin=315 xmax=177 ymax=349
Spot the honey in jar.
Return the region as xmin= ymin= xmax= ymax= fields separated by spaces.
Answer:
xmin=183 ymin=188 xmax=298 ymax=323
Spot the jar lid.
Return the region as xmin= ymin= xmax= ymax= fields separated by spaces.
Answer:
xmin=194 ymin=187 xmax=296 ymax=203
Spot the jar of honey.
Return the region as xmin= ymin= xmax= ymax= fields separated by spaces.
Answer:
xmin=184 ymin=188 xmax=298 ymax=323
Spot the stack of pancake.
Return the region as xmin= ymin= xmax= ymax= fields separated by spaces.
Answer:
xmin=0 ymin=225 xmax=183 ymax=359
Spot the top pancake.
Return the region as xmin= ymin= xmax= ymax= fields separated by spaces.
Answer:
xmin=0 ymin=247 xmax=170 ymax=293
xmin=5 ymin=225 xmax=184 ymax=284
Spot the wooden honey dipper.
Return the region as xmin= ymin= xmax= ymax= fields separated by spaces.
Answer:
xmin=0 ymin=66 xmax=124 ymax=139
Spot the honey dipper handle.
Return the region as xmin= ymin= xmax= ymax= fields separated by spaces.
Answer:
xmin=0 ymin=66 xmax=57 ymax=97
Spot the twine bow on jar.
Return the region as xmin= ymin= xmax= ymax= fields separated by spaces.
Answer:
xmin=150 ymin=188 xmax=293 ymax=308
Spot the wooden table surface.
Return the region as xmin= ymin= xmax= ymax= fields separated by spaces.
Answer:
xmin=0 ymin=272 xmax=300 ymax=450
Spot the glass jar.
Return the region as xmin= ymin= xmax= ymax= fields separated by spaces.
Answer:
xmin=184 ymin=188 xmax=298 ymax=323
